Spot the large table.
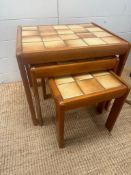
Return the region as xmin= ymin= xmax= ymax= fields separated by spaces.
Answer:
xmin=16 ymin=22 xmax=130 ymax=125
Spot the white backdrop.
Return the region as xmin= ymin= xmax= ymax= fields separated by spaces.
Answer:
xmin=0 ymin=0 xmax=131 ymax=83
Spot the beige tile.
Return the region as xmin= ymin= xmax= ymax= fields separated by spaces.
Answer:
xmin=22 ymin=42 xmax=44 ymax=52
xmin=84 ymin=38 xmax=106 ymax=45
xmin=22 ymin=26 xmax=37 ymax=30
xmin=92 ymin=71 xmax=110 ymax=77
xmin=57 ymin=82 xmax=83 ymax=99
xmin=53 ymin=25 xmax=68 ymax=30
xmin=102 ymin=37 xmax=121 ymax=44
xmin=22 ymin=31 xmax=39 ymax=36
xmin=40 ymin=31 xmax=57 ymax=36
xmin=93 ymin=31 xmax=112 ymax=37
xmin=74 ymin=73 xmax=93 ymax=80
xmin=39 ymin=26 xmax=54 ymax=31
xmin=44 ymin=40 xmax=65 ymax=49
xmin=81 ymin=23 xmax=95 ymax=28
xmin=42 ymin=35 xmax=61 ymax=42
xmin=95 ymin=74 xmax=122 ymax=89
xmin=66 ymin=39 xmax=87 ymax=47
xmin=87 ymin=27 xmax=104 ymax=32
xmin=57 ymin=29 xmax=74 ymax=34
xmin=22 ymin=36 xmax=42 ymax=43
xmin=59 ymin=34 xmax=78 ymax=40
xmin=68 ymin=25 xmax=84 ymax=29
xmin=77 ymin=32 xmax=95 ymax=38
xmin=71 ymin=28 xmax=87 ymax=33
xmin=77 ymin=79 xmax=104 ymax=94
xmin=55 ymin=76 xmax=74 ymax=85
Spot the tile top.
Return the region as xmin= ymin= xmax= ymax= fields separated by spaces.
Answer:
xmin=54 ymin=71 xmax=123 ymax=99
xmin=21 ymin=23 xmax=125 ymax=53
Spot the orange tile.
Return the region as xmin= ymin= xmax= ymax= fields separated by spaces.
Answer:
xmin=22 ymin=26 xmax=37 ymax=30
xmin=77 ymin=32 xmax=95 ymax=38
xmin=22 ymin=42 xmax=44 ymax=52
xmin=40 ymin=31 xmax=57 ymax=36
xmin=71 ymin=28 xmax=87 ymax=33
xmin=22 ymin=31 xmax=39 ymax=36
xmin=68 ymin=25 xmax=84 ymax=29
xmin=81 ymin=23 xmax=95 ymax=28
xmin=39 ymin=26 xmax=54 ymax=31
xmin=44 ymin=40 xmax=65 ymax=49
xmin=22 ymin=36 xmax=42 ymax=43
xmin=42 ymin=35 xmax=61 ymax=42
xmin=77 ymin=79 xmax=104 ymax=94
xmin=59 ymin=34 xmax=78 ymax=40
xmin=57 ymin=29 xmax=74 ymax=34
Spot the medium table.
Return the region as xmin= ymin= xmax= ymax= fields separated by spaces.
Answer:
xmin=16 ymin=22 xmax=130 ymax=125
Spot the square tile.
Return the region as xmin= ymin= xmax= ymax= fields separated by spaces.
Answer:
xmin=87 ymin=27 xmax=104 ymax=32
xmin=84 ymin=38 xmax=106 ymax=45
xmin=93 ymin=32 xmax=112 ymax=38
xmin=44 ymin=40 xmax=65 ymax=49
xmin=95 ymin=74 xmax=122 ymax=89
xmin=68 ymin=25 xmax=84 ymax=29
xmin=71 ymin=28 xmax=87 ymax=33
xmin=39 ymin=26 xmax=54 ymax=31
xmin=74 ymin=73 xmax=93 ymax=80
xmin=40 ymin=31 xmax=57 ymax=36
xmin=57 ymin=29 xmax=74 ymax=34
xmin=81 ymin=23 xmax=95 ymax=28
xmin=22 ymin=42 xmax=44 ymax=52
xmin=22 ymin=31 xmax=39 ymax=36
xmin=53 ymin=25 xmax=68 ymax=30
xmin=59 ymin=34 xmax=78 ymax=40
xmin=22 ymin=36 xmax=42 ymax=43
xmin=55 ymin=76 xmax=74 ymax=85
xmin=22 ymin=26 xmax=37 ymax=31
xmin=102 ymin=37 xmax=121 ymax=44
xmin=57 ymin=82 xmax=83 ymax=99
xmin=66 ymin=39 xmax=87 ymax=47
xmin=77 ymin=33 xmax=95 ymax=38
xmin=42 ymin=35 xmax=61 ymax=42
xmin=77 ymin=79 xmax=104 ymax=94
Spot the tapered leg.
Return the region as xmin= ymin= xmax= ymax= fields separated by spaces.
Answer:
xmin=56 ymin=104 xmax=64 ymax=148
xmin=31 ymin=71 xmax=43 ymax=125
xmin=106 ymin=91 xmax=129 ymax=131
xmin=17 ymin=57 xmax=38 ymax=125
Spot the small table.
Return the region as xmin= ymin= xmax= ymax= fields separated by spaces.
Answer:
xmin=16 ymin=22 xmax=130 ymax=125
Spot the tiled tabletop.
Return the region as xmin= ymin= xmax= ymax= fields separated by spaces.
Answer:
xmin=54 ymin=71 xmax=123 ymax=99
xmin=21 ymin=23 xmax=126 ymax=53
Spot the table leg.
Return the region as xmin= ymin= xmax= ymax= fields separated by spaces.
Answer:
xmin=105 ymin=90 xmax=129 ymax=131
xmin=17 ymin=57 xmax=38 ymax=125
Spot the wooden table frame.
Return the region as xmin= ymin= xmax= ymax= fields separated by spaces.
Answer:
xmin=16 ymin=23 xmax=130 ymax=125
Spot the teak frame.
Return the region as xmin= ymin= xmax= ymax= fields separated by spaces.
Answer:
xmin=31 ymin=59 xmax=130 ymax=147
xmin=16 ymin=22 xmax=131 ymax=125
xmin=31 ymin=57 xmax=119 ymax=124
